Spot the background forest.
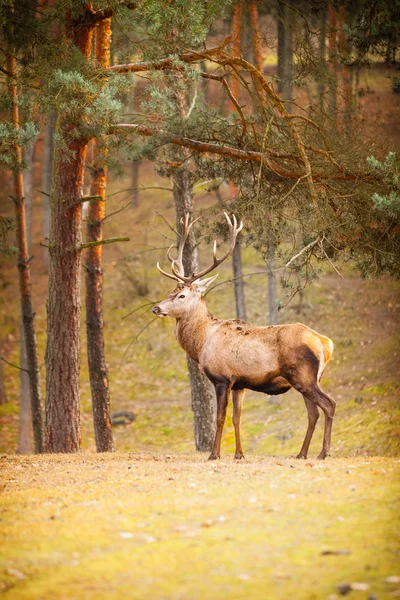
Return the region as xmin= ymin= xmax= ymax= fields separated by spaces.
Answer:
xmin=0 ymin=0 xmax=398 ymax=457
xmin=1 ymin=1 xmax=400 ymax=599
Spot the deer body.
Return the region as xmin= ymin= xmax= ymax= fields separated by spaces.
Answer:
xmin=153 ymin=213 xmax=336 ymax=460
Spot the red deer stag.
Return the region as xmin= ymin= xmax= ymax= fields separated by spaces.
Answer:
xmin=153 ymin=213 xmax=335 ymax=460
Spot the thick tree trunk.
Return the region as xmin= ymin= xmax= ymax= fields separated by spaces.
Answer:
xmin=172 ymin=168 xmax=216 ymax=451
xmin=86 ymin=18 xmax=114 ymax=453
xmin=232 ymin=242 xmax=246 ymax=320
xmin=42 ymin=112 xmax=56 ymax=265
xmin=45 ymin=17 xmax=94 ymax=453
xmin=7 ymin=52 xmax=43 ymax=454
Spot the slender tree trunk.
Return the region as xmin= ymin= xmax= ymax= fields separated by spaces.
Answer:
xmin=23 ymin=143 xmax=35 ymax=252
xmin=170 ymin=70 xmax=216 ymax=451
xmin=267 ymin=241 xmax=278 ymax=325
xmin=86 ymin=18 xmax=114 ymax=453
xmin=328 ymin=4 xmax=337 ymax=122
xmin=7 ymin=51 xmax=43 ymax=454
xmin=45 ymin=16 xmax=94 ymax=453
xmin=0 ymin=361 xmax=7 ymax=406
xmin=278 ymin=0 xmax=293 ymax=110
xmin=18 ymin=315 xmax=33 ymax=453
xmin=229 ymin=1 xmax=247 ymax=321
xmin=172 ymin=168 xmax=216 ymax=451
xmin=42 ymin=112 xmax=56 ymax=265
xmin=232 ymin=242 xmax=246 ymax=320
xmin=131 ymin=160 xmax=140 ymax=207
xmin=338 ymin=6 xmax=352 ymax=135
xmin=19 ymin=143 xmax=35 ymax=454
xmin=318 ymin=7 xmax=327 ymax=114
xmin=249 ymin=1 xmax=263 ymax=72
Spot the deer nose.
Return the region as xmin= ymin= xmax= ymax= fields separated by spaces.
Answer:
xmin=152 ymin=305 xmax=161 ymax=315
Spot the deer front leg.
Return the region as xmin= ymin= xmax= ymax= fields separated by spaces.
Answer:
xmin=232 ymin=389 xmax=245 ymax=459
xmin=208 ymin=381 xmax=229 ymax=460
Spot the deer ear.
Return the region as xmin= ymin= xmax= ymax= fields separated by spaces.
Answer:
xmin=195 ymin=274 xmax=219 ymax=294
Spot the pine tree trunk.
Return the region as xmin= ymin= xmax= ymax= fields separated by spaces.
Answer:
xmin=85 ymin=18 xmax=114 ymax=453
xmin=249 ymin=0 xmax=263 ymax=72
xmin=232 ymin=242 xmax=246 ymax=320
xmin=328 ymin=4 xmax=337 ymax=121
xmin=45 ymin=16 xmax=94 ymax=453
xmin=0 ymin=361 xmax=7 ymax=406
xmin=318 ymin=8 xmax=327 ymax=114
xmin=131 ymin=160 xmax=140 ymax=207
xmin=7 ymin=52 xmax=43 ymax=454
xmin=229 ymin=2 xmax=247 ymax=322
xmin=42 ymin=112 xmax=56 ymax=266
xmin=267 ymin=241 xmax=278 ymax=325
xmin=278 ymin=0 xmax=293 ymax=110
xmin=19 ymin=143 xmax=35 ymax=454
xmin=172 ymin=168 xmax=216 ymax=451
xmin=23 ymin=143 xmax=35 ymax=252
xmin=18 ymin=315 xmax=33 ymax=454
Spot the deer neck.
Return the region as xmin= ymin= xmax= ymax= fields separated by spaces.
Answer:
xmin=175 ymin=299 xmax=213 ymax=363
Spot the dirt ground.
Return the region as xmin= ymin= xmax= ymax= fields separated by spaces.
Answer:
xmin=1 ymin=452 xmax=399 ymax=600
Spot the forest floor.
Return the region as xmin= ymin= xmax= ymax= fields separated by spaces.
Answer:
xmin=1 ymin=453 xmax=400 ymax=600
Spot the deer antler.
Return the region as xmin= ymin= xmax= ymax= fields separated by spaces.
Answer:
xmin=157 ymin=212 xmax=243 ymax=285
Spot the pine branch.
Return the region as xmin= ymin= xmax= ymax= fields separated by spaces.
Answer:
xmin=79 ymin=237 xmax=131 ymax=250
xmin=105 ymin=45 xmax=223 ymax=74
xmin=80 ymin=237 xmax=130 ymax=250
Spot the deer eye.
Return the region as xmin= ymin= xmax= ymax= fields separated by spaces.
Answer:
xmin=179 ymin=294 xmax=186 ymax=299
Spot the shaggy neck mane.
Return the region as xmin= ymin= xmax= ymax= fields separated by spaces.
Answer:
xmin=175 ymin=297 xmax=214 ymax=362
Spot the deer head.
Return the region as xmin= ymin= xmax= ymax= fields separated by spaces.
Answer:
xmin=153 ymin=212 xmax=243 ymax=319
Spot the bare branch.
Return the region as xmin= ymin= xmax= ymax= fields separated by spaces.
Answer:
xmin=80 ymin=236 xmax=130 ymax=250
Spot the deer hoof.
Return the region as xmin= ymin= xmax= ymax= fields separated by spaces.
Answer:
xmin=234 ymin=453 xmax=245 ymax=460
xmin=317 ymin=451 xmax=328 ymax=460
xmin=296 ymin=453 xmax=307 ymax=459
xmin=208 ymin=453 xmax=220 ymax=460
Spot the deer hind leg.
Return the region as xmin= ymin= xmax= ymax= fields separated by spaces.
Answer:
xmin=314 ymin=386 xmax=336 ymax=460
xmin=208 ymin=381 xmax=230 ymax=460
xmin=232 ymin=389 xmax=245 ymax=460
xmin=296 ymin=397 xmax=319 ymax=459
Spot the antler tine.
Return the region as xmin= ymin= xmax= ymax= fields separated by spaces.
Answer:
xmin=156 ymin=262 xmax=184 ymax=283
xmin=156 ymin=212 xmax=243 ymax=286
xmin=183 ymin=212 xmax=244 ymax=284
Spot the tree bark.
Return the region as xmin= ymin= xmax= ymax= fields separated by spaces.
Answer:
xmin=131 ymin=160 xmax=140 ymax=206
xmin=85 ymin=17 xmax=114 ymax=453
xmin=328 ymin=4 xmax=337 ymax=121
xmin=23 ymin=143 xmax=35 ymax=252
xmin=172 ymin=167 xmax=216 ymax=452
xmin=45 ymin=15 xmax=95 ymax=453
xmin=277 ymin=0 xmax=293 ymax=110
xmin=18 ymin=315 xmax=33 ymax=454
xmin=42 ymin=112 xmax=56 ymax=266
xmin=318 ymin=7 xmax=327 ymax=114
xmin=267 ymin=241 xmax=278 ymax=325
xmin=0 ymin=361 xmax=8 ymax=406
xmin=7 ymin=51 xmax=43 ymax=454
xmin=19 ymin=143 xmax=35 ymax=454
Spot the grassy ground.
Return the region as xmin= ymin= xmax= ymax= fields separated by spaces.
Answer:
xmin=1 ymin=453 xmax=399 ymax=599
